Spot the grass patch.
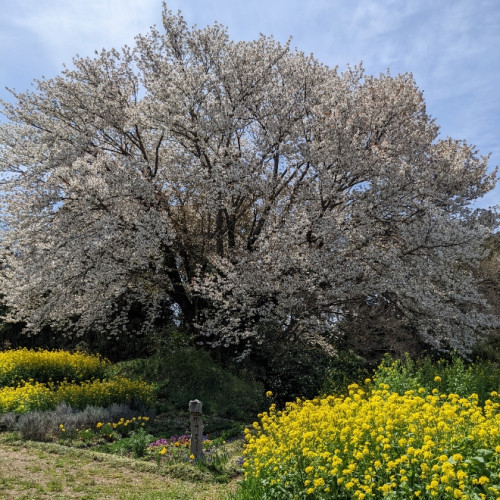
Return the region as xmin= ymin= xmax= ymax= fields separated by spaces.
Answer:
xmin=0 ymin=433 xmax=238 ymax=499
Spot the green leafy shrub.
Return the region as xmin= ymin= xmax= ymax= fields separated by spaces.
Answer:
xmin=373 ymin=354 xmax=500 ymax=404
xmin=114 ymin=348 xmax=265 ymax=421
xmin=227 ymin=324 xmax=335 ymax=406
xmin=128 ymin=427 xmax=154 ymax=458
xmin=321 ymin=349 xmax=370 ymax=396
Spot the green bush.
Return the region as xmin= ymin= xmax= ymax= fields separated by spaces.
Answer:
xmin=228 ymin=325 xmax=336 ymax=406
xmin=321 ymin=349 xmax=370 ymax=396
xmin=373 ymin=354 xmax=500 ymax=404
xmin=114 ymin=347 xmax=265 ymax=421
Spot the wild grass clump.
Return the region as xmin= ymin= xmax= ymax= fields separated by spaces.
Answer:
xmin=238 ymin=383 xmax=500 ymax=499
xmin=0 ymin=412 xmax=17 ymax=431
xmin=17 ymin=402 xmax=153 ymax=441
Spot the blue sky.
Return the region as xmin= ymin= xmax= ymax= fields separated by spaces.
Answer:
xmin=1 ymin=0 xmax=498 ymax=210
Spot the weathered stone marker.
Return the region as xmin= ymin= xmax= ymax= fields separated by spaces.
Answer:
xmin=189 ymin=399 xmax=203 ymax=460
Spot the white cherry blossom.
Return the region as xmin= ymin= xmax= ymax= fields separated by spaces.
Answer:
xmin=0 ymin=7 xmax=498 ymax=355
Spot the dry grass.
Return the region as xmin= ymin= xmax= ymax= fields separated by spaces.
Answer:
xmin=0 ymin=433 xmax=238 ymax=499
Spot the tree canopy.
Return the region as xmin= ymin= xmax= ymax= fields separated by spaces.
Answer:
xmin=1 ymin=6 xmax=498 ymax=357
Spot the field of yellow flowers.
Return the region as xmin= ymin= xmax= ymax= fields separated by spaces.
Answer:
xmin=2 ymin=347 xmax=499 ymax=499
xmin=240 ymin=382 xmax=500 ymax=499
xmin=0 ymin=348 xmax=109 ymax=386
xmin=0 ymin=348 xmax=154 ymax=412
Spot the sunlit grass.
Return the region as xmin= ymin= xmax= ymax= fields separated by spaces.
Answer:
xmin=0 ymin=433 xmax=237 ymax=499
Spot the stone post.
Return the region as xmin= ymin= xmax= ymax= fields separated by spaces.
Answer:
xmin=189 ymin=399 xmax=203 ymax=460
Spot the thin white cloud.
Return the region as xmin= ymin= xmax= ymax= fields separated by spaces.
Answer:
xmin=1 ymin=0 xmax=498 ymax=209
xmin=2 ymin=0 xmax=162 ymax=69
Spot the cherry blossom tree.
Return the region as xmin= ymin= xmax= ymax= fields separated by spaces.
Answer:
xmin=0 ymin=6 xmax=498 ymax=356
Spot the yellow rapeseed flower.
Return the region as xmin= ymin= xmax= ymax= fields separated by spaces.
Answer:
xmin=242 ymin=384 xmax=500 ymax=498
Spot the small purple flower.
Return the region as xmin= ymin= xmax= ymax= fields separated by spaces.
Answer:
xmin=149 ymin=438 xmax=168 ymax=448
xmin=169 ymin=433 xmax=190 ymax=444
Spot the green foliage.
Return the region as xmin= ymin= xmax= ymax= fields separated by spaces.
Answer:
xmin=114 ymin=347 xmax=265 ymax=421
xmin=321 ymin=349 xmax=370 ymax=396
xmin=373 ymin=353 xmax=500 ymax=404
xmin=473 ymin=333 xmax=500 ymax=364
xmin=195 ymin=445 xmax=230 ymax=480
xmin=232 ymin=476 xmax=265 ymax=500
xmin=109 ymin=427 xmax=155 ymax=458
xmin=130 ymin=427 xmax=154 ymax=458
xmin=230 ymin=325 xmax=335 ymax=406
